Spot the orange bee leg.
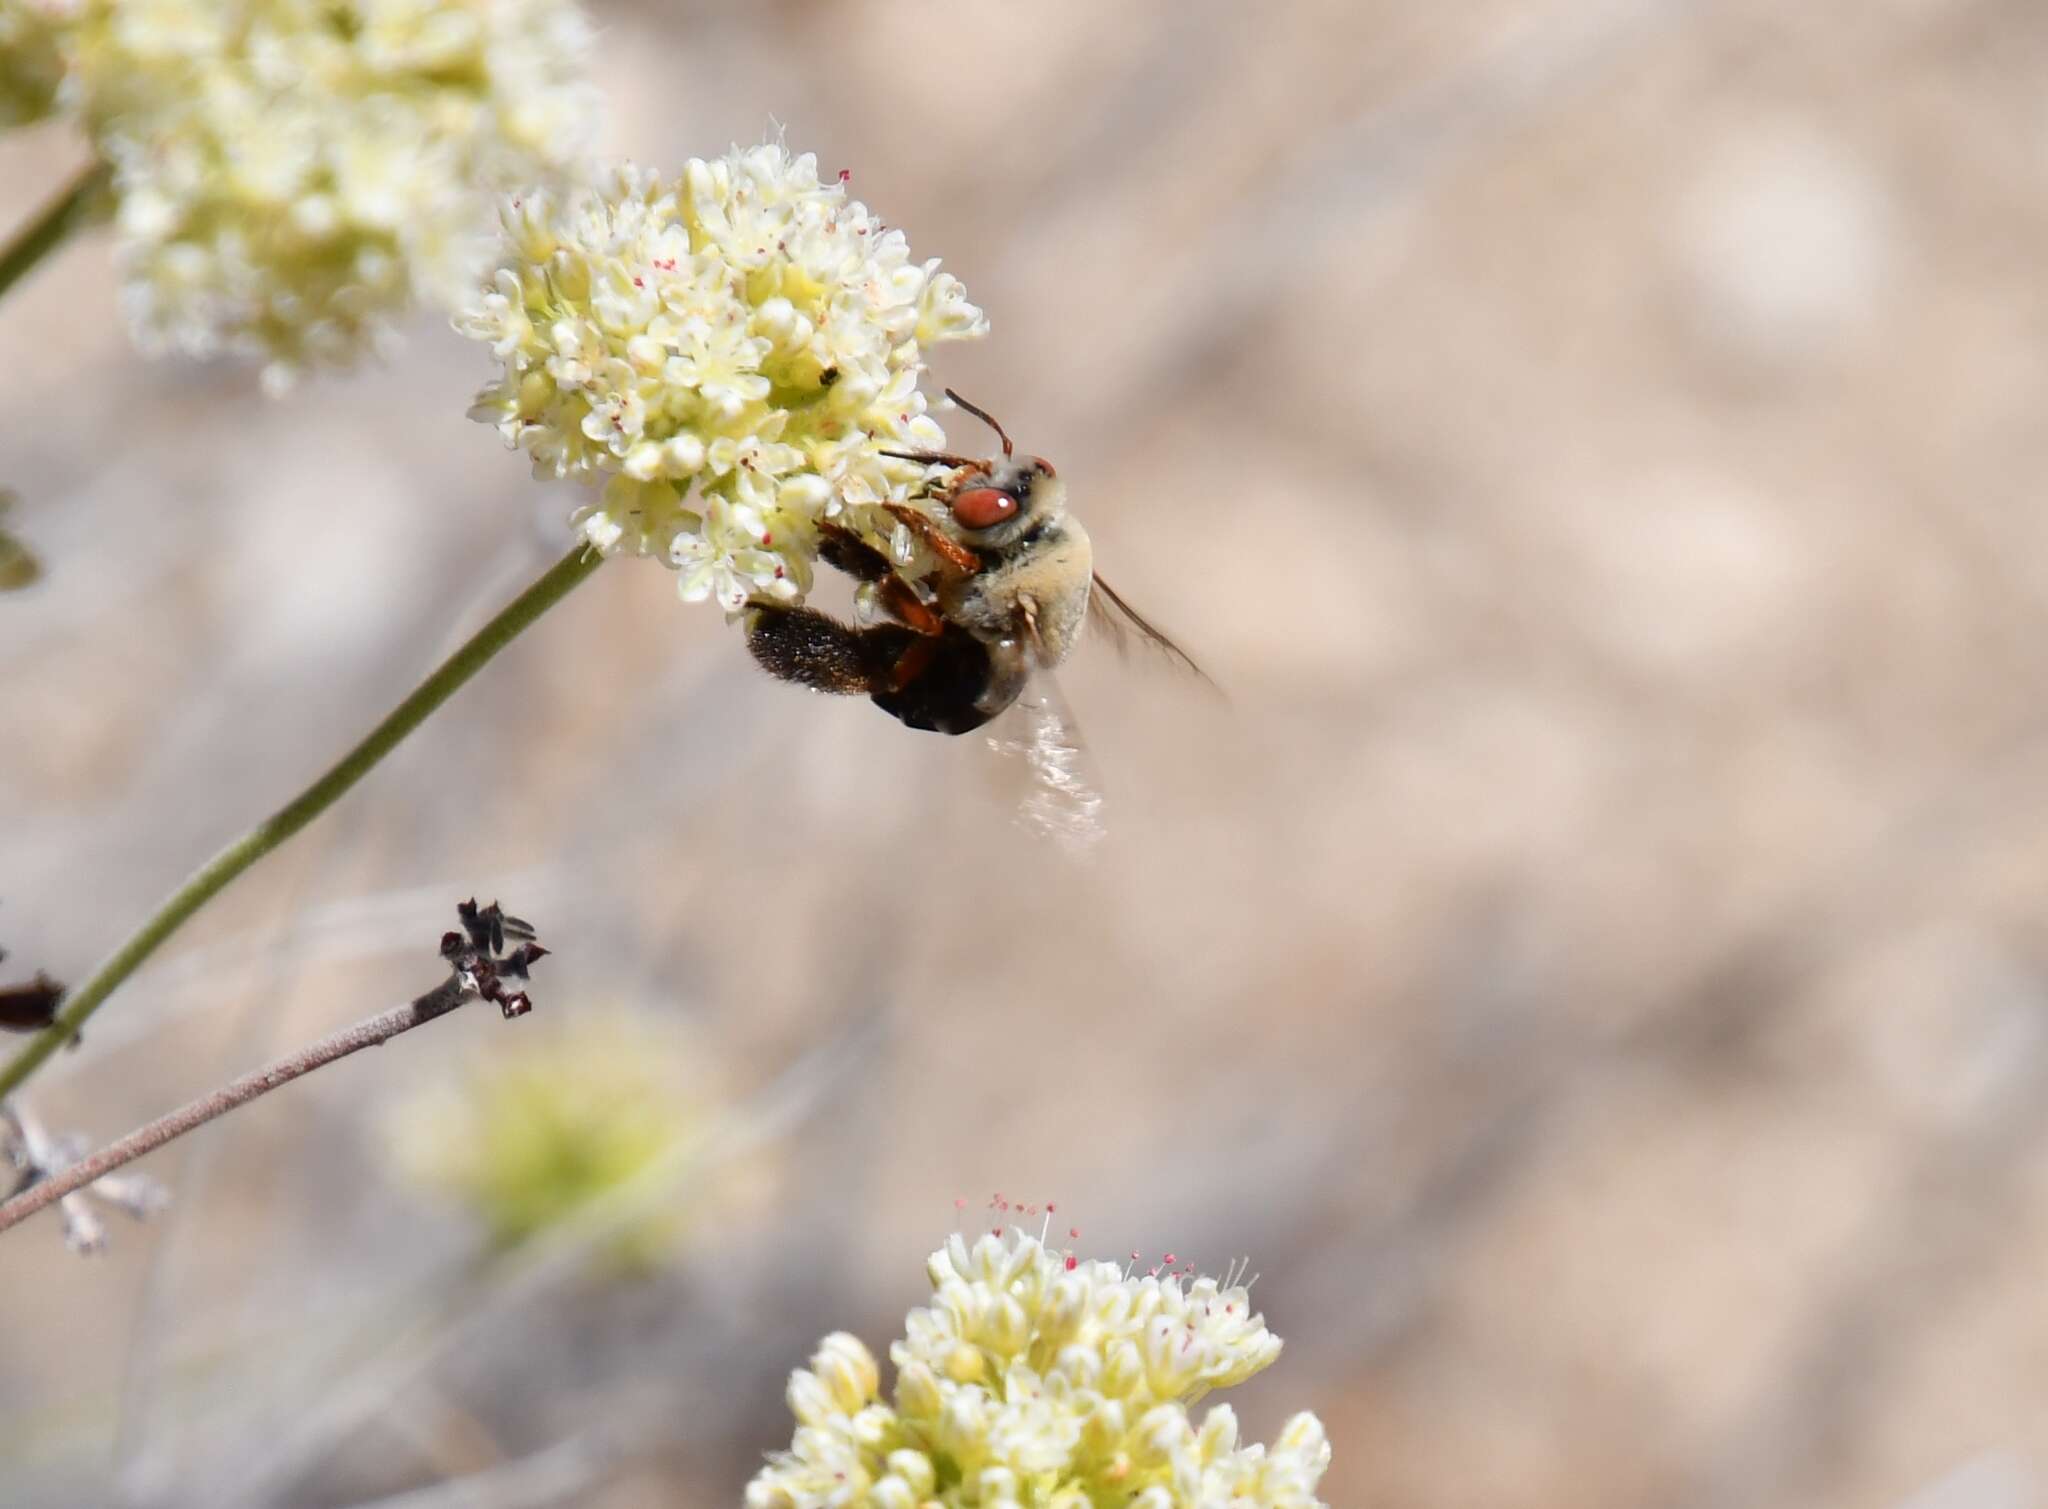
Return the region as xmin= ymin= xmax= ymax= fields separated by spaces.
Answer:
xmin=816 ymin=520 xmax=947 ymax=635
xmin=878 ymin=576 xmax=946 ymax=638
xmin=886 ymin=634 xmax=941 ymax=693
xmin=882 ymin=502 xmax=982 ymax=575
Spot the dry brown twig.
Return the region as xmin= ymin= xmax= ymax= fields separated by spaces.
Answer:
xmin=0 ymin=900 xmax=546 ymax=1243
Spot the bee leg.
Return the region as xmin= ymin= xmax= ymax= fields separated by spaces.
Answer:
xmin=871 ymin=624 xmax=1005 ymax=735
xmin=878 ymin=578 xmax=946 ymax=637
xmin=816 ymin=522 xmax=948 ymax=636
xmin=744 ymin=603 xmax=914 ymax=697
xmin=815 ymin=521 xmax=897 ymax=583
xmin=881 ymin=502 xmax=982 ymax=575
xmin=815 ymin=522 xmax=949 ymax=635
xmin=887 ymin=635 xmax=940 ymax=693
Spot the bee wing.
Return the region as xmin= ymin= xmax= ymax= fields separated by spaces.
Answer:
xmin=1085 ymin=573 xmax=1211 ymax=683
xmin=981 ymin=674 xmax=1107 ymax=857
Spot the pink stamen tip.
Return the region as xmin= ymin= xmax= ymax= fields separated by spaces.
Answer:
xmin=1069 ymin=1227 xmax=1080 ymax=1239
xmin=1164 ymin=1254 xmax=1176 ymax=1264
xmin=1046 ymin=1202 xmax=1057 ymax=1213
xmin=992 ymin=1226 xmax=1003 ymax=1237
xmin=1065 ymin=1255 xmax=1078 ymax=1271
xmin=837 ymin=169 xmax=852 ymax=184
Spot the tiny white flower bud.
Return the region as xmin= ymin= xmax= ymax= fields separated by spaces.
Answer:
xmin=895 ymin=1359 xmax=943 ymax=1420
xmin=786 ymin=1368 xmax=835 ymax=1428
xmin=813 ymin=1332 xmax=879 ymax=1414
xmin=625 ymin=334 xmax=665 ymax=373
xmin=886 ymin=1450 xmax=936 ymax=1496
xmin=870 ymin=1476 xmax=917 ymax=1509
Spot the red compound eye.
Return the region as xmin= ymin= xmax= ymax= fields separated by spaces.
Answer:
xmin=952 ymin=486 xmax=1019 ymax=530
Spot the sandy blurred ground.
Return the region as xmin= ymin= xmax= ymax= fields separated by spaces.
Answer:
xmin=7 ymin=0 xmax=2048 ymax=1504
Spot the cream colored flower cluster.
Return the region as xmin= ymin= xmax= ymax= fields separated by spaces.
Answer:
xmin=386 ymin=1012 xmax=707 ymax=1269
xmin=457 ymin=144 xmax=989 ymax=611
xmin=746 ymin=1229 xmax=1332 ymax=1508
xmin=28 ymin=0 xmax=595 ymax=388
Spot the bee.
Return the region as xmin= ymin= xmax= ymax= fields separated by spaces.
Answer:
xmin=742 ymin=391 xmax=1203 ymax=740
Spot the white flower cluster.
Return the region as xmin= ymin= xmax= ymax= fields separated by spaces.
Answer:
xmin=26 ymin=0 xmax=596 ymax=388
xmin=746 ymin=1229 xmax=1332 ymax=1508
xmin=457 ymin=143 xmax=989 ymax=611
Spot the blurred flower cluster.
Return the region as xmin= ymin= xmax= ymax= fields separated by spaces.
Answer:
xmin=386 ymin=1011 xmax=712 ymax=1271
xmin=458 ymin=144 xmax=989 ymax=611
xmin=747 ymin=1228 xmax=1332 ymax=1508
xmin=2 ymin=0 xmax=596 ymax=389
xmin=0 ymin=0 xmax=69 ymax=128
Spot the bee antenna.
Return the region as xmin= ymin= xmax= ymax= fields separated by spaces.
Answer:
xmin=943 ymin=389 xmax=1014 ymax=458
xmin=878 ymin=447 xmax=982 ymax=468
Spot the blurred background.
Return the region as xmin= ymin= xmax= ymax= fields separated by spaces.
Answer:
xmin=7 ymin=0 xmax=2048 ymax=1503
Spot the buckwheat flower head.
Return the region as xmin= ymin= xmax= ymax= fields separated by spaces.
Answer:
xmin=457 ymin=143 xmax=989 ymax=610
xmin=51 ymin=0 xmax=596 ymax=389
xmin=386 ymin=1011 xmax=722 ymax=1271
xmin=746 ymin=1228 xmax=1332 ymax=1508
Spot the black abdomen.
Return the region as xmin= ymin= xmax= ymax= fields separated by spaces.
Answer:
xmin=872 ymin=625 xmax=1006 ymax=735
xmin=745 ymin=603 xmax=1012 ymax=735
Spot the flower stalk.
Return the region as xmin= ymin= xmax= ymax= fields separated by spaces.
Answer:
xmin=0 ymin=544 xmax=602 ymax=1102
xmin=0 ymin=160 xmax=110 ymax=306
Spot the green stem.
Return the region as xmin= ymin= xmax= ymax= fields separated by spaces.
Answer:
xmin=0 ymin=160 xmax=112 ymax=306
xmin=0 ymin=543 xmax=604 ymax=1101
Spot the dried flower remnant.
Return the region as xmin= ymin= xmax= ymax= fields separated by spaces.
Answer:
xmin=0 ymin=945 xmax=63 ymax=1033
xmin=457 ymin=143 xmax=989 ymax=612
xmin=2 ymin=1101 xmax=168 ymax=1254
xmin=746 ymin=1225 xmax=1332 ymax=1508
xmin=0 ymin=974 xmax=62 ymax=1032
xmin=441 ymin=897 xmax=549 ymax=1019
xmin=31 ymin=0 xmax=596 ymax=388
xmin=0 ymin=898 xmax=550 ymax=1242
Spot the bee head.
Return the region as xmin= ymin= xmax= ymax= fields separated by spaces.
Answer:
xmin=877 ymin=389 xmax=1068 ymax=549
xmin=945 ymin=455 xmax=1065 ymax=548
